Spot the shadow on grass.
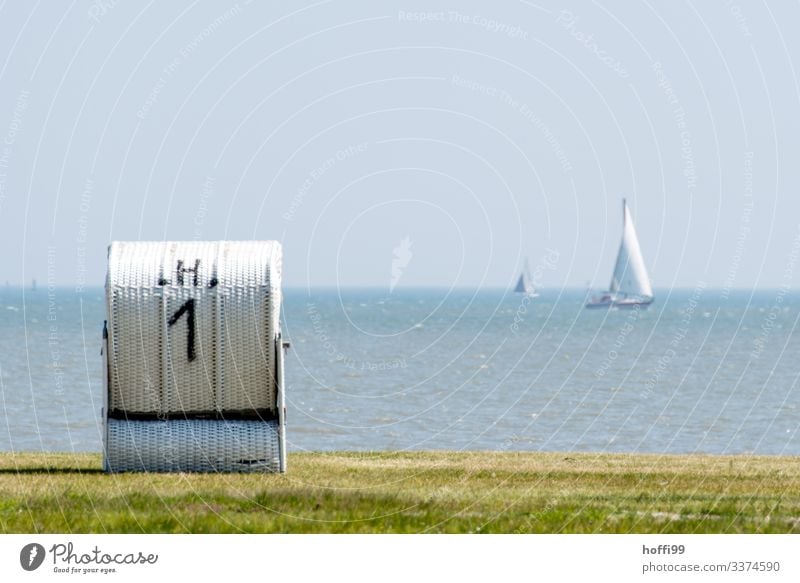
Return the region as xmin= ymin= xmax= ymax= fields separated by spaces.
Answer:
xmin=0 ymin=468 xmax=104 ymax=475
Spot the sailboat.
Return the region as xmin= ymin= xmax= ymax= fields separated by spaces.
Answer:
xmin=514 ymin=258 xmax=539 ymax=297
xmin=586 ymin=199 xmax=653 ymax=309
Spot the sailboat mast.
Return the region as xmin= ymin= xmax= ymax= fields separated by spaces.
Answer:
xmin=609 ymin=200 xmax=627 ymax=294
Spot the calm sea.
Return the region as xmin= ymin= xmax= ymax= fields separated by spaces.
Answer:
xmin=1 ymin=286 xmax=798 ymax=455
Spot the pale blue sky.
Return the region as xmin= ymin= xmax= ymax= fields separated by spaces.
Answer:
xmin=0 ymin=1 xmax=798 ymax=291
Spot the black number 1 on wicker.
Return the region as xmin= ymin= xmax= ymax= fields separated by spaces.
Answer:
xmin=167 ymin=298 xmax=196 ymax=362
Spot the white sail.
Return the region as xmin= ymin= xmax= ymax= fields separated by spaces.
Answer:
xmin=609 ymin=200 xmax=652 ymax=298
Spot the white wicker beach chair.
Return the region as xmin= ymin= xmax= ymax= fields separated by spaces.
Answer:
xmin=102 ymin=241 xmax=286 ymax=472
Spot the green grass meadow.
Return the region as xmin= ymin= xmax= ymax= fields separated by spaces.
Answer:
xmin=0 ymin=451 xmax=798 ymax=533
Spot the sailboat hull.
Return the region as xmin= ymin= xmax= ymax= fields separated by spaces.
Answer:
xmin=585 ymin=294 xmax=653 ymax=309
xmin=614 ymin=297 xmax=653 ymax=308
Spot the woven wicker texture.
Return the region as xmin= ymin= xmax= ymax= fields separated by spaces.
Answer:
xmin=106 ymin=418 xmax=281 ymax=473
xmin=106 ymin=241 xmax=282 ymax=416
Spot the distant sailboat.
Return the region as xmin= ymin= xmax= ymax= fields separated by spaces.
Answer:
xmin=514 ymin=259 xmax=539 ymax=297
xmin=586 ymin=199 xmax=653 ymax=309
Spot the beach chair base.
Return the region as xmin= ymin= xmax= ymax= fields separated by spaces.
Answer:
xmin=105 ymin=418 xmax=281 ymax=473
